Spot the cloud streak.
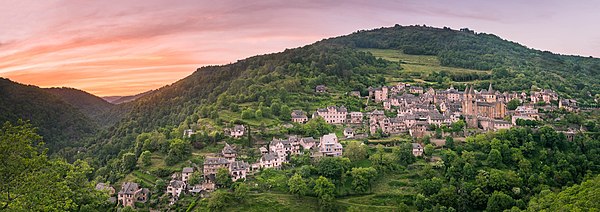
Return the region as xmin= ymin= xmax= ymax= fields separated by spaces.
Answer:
xmin=1 ymin=0 xmax=599 ymax=96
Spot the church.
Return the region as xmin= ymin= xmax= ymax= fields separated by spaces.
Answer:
xmin=462 ymin=84 xmax=507 ymax=128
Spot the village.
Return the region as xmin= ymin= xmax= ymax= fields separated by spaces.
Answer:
xmin=106 ymin=82 xmax=581 ymax=208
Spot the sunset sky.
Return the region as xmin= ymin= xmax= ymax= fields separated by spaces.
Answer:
xmin=1 ymin=0 xmax=599 ymax=96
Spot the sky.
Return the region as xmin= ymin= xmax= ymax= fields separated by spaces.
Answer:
xmin=1 ymin=0 xmax=599 ymax=96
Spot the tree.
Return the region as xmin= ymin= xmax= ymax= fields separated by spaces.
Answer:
xmin=139 ymin=150 xmax=152 ymax=167
xmin=122 ymin=152 xmax=137 ymax=171
xmin=255 ymin=109 xmax=263 ymax=118
xmin=0 ymin=121 xmax=109 ymax=211
xmin=316 ymin=157 xmax=351 ymax=184
xmin=271 ymin=101 xmax=281 ymax=116
xmin=527 ymin=175 xmax=600 ymax=211
xmin=313 ymin=176 xmax=335 ymax=209
xmin=216 ymin=167 xmax=232 ymax=188
xmin=344 ymin=141 xmax=367 ymax=162
xmin=420 ymin=177 xmax=444 ymax=196
xmin=232 ymin=182 xmax=249 ymax=202
xmin=470 ymin=188 xmax=488 ymax=210
xmin=486 ymin=149 xmax=503 ymax=168
xmin=302 ymin=117 xmax=334 ymax=137
xmin=486 ymin=191 xmax=515 ymax=212
xmin=280 ymin=105 xmax=292 ymax=120
xmin=450 ymin=120 xmax=466 ymax=133
xmin=241 ymin=109 xmax=254 ymax=119
xmin=394 ymin=143 xmax=416 ymax=165
xmin=188 ymin=172 xmax=202 ymax=185
xmin=507 ymin=99 xmax=521 ymax=110
xmin=445 ymin=136 xmax=455 ymax=149
xmin=207 ymin=189 xmax=231 ymax=211
xmin=165 ymin=138 xmax=191 ymax=165
xmin=350 ymin=167 xmax=378 ymax=193
xmin=288 ymin=174 xmax=308 ymax=197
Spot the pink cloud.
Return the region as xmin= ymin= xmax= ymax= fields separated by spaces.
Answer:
xmin=0 ymin=0 xmax=599 ymax=96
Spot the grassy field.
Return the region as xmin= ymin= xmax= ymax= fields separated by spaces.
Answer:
xmin=359 ymin=48 xmax=491 ymax=84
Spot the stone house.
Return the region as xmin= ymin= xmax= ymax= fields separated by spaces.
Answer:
xmin=203 ymin=157 xmax=230 ymax=181
xmin=349 ymin=112 xmax=363 ymax=124
xmin=229 ymin=161 xmax=250 ymax=181
xmin=559 ymin=99 xmax=578 ymax=111
xmin=373 ymin=87 xmax=389 ymax=102
xmin=343 ymin=128 xmax=354 ymax=138
xmin=318 ymin=133 xmax=343 ymax=157
xmin=316 ymin=85 xmax=327 ymax=93
xmin=412 ymin=143 xmax=424 ymax=157
xmin=409 ymin=123 xmax=428 ymax=138
xmin=259 ymin=153 xmax=283 ymax=169
xmin=299 ymin=137 xmax=316 ymax=150
xmin=313 ymin=106 xmax=347 ymax=124
xmin=222 ymin=143 xmax=237 ymax=162
xmin=167 ymin=180 xmax=185 ymax=204
xmin=182 ymin=167 xmax=194 ymax=184
xmin=531 ymin=89 xmax=558 ymax=104
xmin=291 ymin=110 xmax=309 ymax=123
xmin=270 ymin=138 xmax=294 ymax=159
xmin=117 ymin=182 xmax=149 ymax=208
xmin=231 ymin=125 xmax=245 ymax=138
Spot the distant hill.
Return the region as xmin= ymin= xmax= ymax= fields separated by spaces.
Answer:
xmin=102 ymin=90 xmax=154 ymax=104
xmin=0 ymin=78 xmax=97 ymax=153
xmin=46 ymin=87 xmax=117 ymax=125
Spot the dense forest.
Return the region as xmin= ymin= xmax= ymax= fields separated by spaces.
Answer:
xmin=188 ymin=126 xmax=600 ymax=211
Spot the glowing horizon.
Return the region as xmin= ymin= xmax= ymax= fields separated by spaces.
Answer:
xmin=1 ymin=0 xmax=599 ymax=96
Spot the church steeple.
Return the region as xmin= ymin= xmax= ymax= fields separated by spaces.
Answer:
xmin=488 ymin=83 xmax=493 ymax=93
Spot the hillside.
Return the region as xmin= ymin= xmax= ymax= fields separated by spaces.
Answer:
xmin=89 ymin=25 xmax=600 ymax=162
xmin=102 ymin=90 xmax=155 ymax=104
xmin=324 ymin=25 xmax=600 ymax=104
xmin=45 ymin=87 xmax=119 ymax=126
xmin=87 ymin=44 xmax=396 ymax=161
xmin=0 ymin=78 xmax=97 ymax=153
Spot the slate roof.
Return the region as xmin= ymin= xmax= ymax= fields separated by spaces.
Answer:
xmin=182 ymin=167 xmax=194 ymax=173
xmin=229 ymin=161 xmax=250 ymax=171
xmin=119 ymin=182 xmax=139 ymax=195
xmin=222 ymin=143 xmax=236 ymax=154
xmin=204 ymin=157 xmax=230 ymax=165
xmin=301 ymin=137 xmax=316 ymax=143
xmin=169 ymin=180 xmax=185 ymax=188
xmin=261 ymin=153 xmax=279 ymax=161
xmin=412 ymin=143 xmax=423 ymax=149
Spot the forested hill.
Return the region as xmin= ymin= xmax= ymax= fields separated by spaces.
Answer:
xmin=0 ymin=78 xmax=97 ymax=153
xmin=323 ymin=25 xmax=600 ymax=103
xmin=87 ymin=25 xmax=600 ymax=162
xmin=89 ymin=45 xmax=393 ymax=161
xmin=45 ymin=87 xmax=119 ymax=126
